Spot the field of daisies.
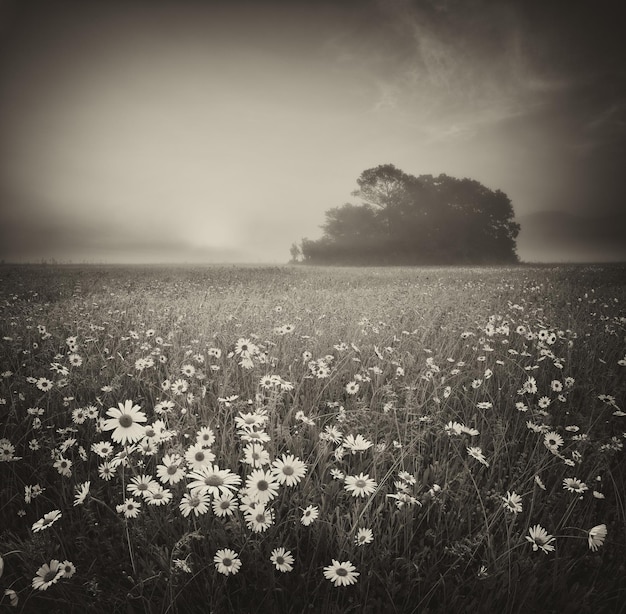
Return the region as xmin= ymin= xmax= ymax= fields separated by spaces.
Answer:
xmin=0 ymin=263 xmax=625 ymax=613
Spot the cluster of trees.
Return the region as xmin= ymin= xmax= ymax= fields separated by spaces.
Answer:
xmin=293 ymin=164 xmax=520 ymax=265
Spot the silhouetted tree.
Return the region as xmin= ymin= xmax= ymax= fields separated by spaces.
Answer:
xmin=300 ymin=164 xmax=520 ymax=265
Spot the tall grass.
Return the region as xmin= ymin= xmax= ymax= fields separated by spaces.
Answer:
xmin=0 ymin=263 xmax=625 ymax=613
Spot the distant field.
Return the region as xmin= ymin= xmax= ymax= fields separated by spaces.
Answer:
xmin=1 ymin=264 xmax=625 ymax=613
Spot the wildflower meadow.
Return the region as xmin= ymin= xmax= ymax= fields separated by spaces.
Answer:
xmin=0 ymin=263 xmax=624 ymax=613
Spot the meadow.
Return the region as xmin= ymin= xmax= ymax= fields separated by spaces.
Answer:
xmin=0 ymin=263 xmax=624 ymax=613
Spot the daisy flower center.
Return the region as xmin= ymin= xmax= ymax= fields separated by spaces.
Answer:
xmin=206 ymin=475 xmax=223 ymax=486
xmin=257 ymin=480 xmax=268 ymax=491
xmin=356 ymin=480 xmax=366 ymax=488
xmin=119 ymin=415 xmax=134 ymax=428
xmin=282 ymin=466 xmax=294 ymax=475
xmin=222 ymin=558 xmax=232 ymax=567
xmin=336 ymin=568 xmax=348 ymax=577
xmin=195 ymin=452 xmax=205 ymax=461
xmin=167 ymin=465 xmax=178 ymax=475
xmin=43 ymin=570 xmax=58 ymax=582
xmin=276 ymin=556 xmax=284 ymax=564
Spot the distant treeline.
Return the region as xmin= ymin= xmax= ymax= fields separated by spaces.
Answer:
xmin=294 ymin=164 xmax=520 ymax=265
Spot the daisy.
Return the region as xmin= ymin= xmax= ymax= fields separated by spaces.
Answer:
xmin=98 ymin=461 xmax=116 ymax=481
xmin=111 ymin=446 xmax=136 ymax=469
xmin=270 ymin=548 xmax=294 ymax=572
xmin=32 ymin=510 xmax=62 ymax=533
xmin=323 ymin=559 xmax=360 ymax=587
xmin=501 ymin=491 xmax=523 ymax=514
xmin=60 ymin=560 xmax=76 ymax=579
xmin=102 ymin=400 xmax=147 ymax=445
xmin=343 ymin=434 xmax=373 ymax=454
xmin=526 ymin=524 xmax=556 ymax=553
xmin=170 ymin=379 xmax=188 ymax=395
xmin=244 ymin=469 xmax=280 ymax=505
xmin=259 ymin=375 xmax=275 ymax=390
xmin=208 ymin=347 xmax=222 ymax=359
xmin=181 ymin=364 xmax=196 ymax=377
xmin=344 ymin=473 xmax=377 ymax=498
xmin=239 ymin=428 xmax=271 ymax=444
xmin=187 ymin=464 xmax=242 ymax=497
xmin=355 ymin=527 xmax=374 ymax=546
xmin=466 ymin=446 xmax=489 ymax=467
xmin=117 ymin=498 xmax=141 ymax=519
xmin=156 ymin=454 xmax=186 ymax=485
xmin=127 ymin=475 xmax=159 ymax=499
xmin=537 ymin=396 xmax=551 ymax=409
xmin=523 ymin=377 xmax=538 ymax=394
xmin=32 ymin=560 xmax=63 ymax=590
xmin=234 ymin=338 xmax=257 ymax=358
xmin=241 ymin=443 xmax=270 ymax=467
xmin=345 ymin=381 xmax=359 ymax=395
xmin=72 ymin=407 xmax=87 ymax=424
xmin=0 ymin=439 xmax=16 ymax=461
xmin=154 ymin=400 xmax=175 ymax=414
xmin=184 ymin=443 xmax=216 ymax=470
xmin=214 ymin=549 xmax=242 ymax=576
xmin=271 ymin=454 xmax=307 ymax=487
xmin=245 ymin=506 xmax=274 ymax=532
xmin=196 ymin=426 xmax=216 ymax=448
xmin=563 ymin=478 xmax=588 ymax=494
xmin=301 ymin=505 xmax=319 ymax=526
xmin=145 ymin=485 xmax=173 ymax=506
xmin=587 ymin=524 xmax=607 ymax=551
xmin=551 ymin=380 xmax=563 ymax=392
xmin=179 ymin=492 xmax=211 ymax=517
xmin=86 ymin=405 xmax=99 ymax=419
xmin=321 ymin=425 xmax=343 ymax=444
xmin=212 ymin=491 xmax=239 ymax=517
xmin=53 ymin=457 xmax=72 ymax=477
xmin=142 ymin=421 xmax=169 ymax=445
xmin=235 ymin=412 xmax=268 ymax=430
xmin=36 ymin=378 xmax=54 ymax=391
xmin=330 ymin=468 xmax=345 ymax=480
xmin=73 ymin=481 xmax=90 ymax=506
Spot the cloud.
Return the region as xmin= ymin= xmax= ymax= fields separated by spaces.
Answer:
xmin=358 ymin=0 xmax=549 ymax=141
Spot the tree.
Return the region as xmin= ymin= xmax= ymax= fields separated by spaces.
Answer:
xmin=289 ymin=242 xmax=301 ymax=263
xmin=299 ymin=164 xmax=520 ymax=265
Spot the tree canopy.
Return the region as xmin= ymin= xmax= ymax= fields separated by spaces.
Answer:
xmin=299 ymin=164 xmax=520 ymax=265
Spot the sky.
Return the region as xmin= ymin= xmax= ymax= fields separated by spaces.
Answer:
xmin=0 ymin=0 xmax=625 ymax=264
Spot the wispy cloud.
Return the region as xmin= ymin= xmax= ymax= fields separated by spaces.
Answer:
xmin=362 ymin=0 xmax=564 ymax=140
